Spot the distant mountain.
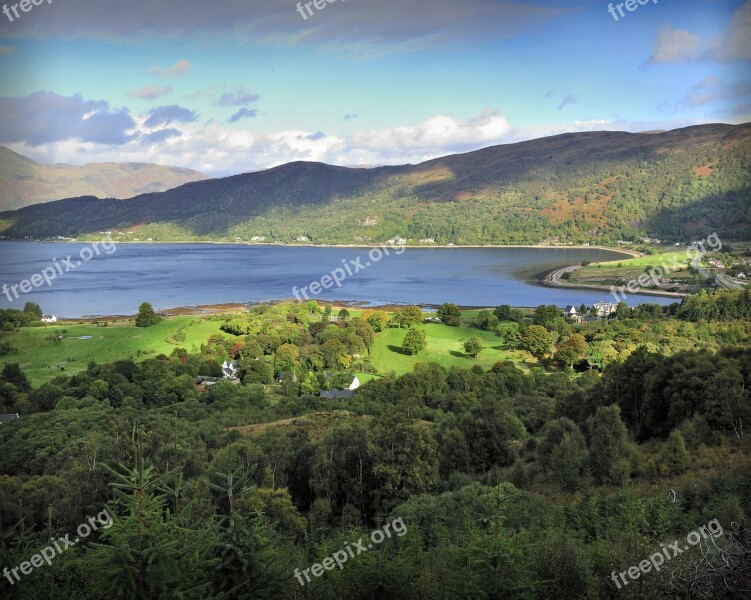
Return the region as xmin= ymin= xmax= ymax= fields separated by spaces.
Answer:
xmin=0 ymin=147 xmax=209 ymax=211
xmin=1 ymin=123 xmax=749 ymax=244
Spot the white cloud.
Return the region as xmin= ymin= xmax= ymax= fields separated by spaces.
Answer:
xmin=5 ymin=107 xmax=737 ymax=179
xmin=127 ymin=85 xmax=173 ymax=100
xmin=650 ymin=26 xmax=703 ymax=63
xmin=650 ymin=2 xmax=751 ymax=64
xmin=717 ymin=0 xmax=751 ymax=61
xmin=150 ymin=60 xmax=193 ymax=78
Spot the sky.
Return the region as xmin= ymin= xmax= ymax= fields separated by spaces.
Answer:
xmin=0 ymin=0 xmax=749 ymax=177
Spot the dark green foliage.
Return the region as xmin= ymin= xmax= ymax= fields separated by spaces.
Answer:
xmin=135 ymin=302 xmax=161 ymax=328
xmin=437 ymin=303 xmax=462 ymax=326
xmin=402 ymin=327 xmax=427 ymax=355
xmin=22 ymin=302 xmax=42 ymax=320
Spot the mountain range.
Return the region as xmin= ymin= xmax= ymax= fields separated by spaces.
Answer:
xmin=1 ymin=123 xmax=749 ymax=245
xmin=0 ymin=147 xmax=208 ymax=212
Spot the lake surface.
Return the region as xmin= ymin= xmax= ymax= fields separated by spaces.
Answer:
xmin=0 ymin=242 xmax=677 ymax=318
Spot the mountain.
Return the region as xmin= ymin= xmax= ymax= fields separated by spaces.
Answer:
xmin=1 ymin=123 xmax=749 ymax=244
xmin=0 ymin=147 xmax=209 ymax=211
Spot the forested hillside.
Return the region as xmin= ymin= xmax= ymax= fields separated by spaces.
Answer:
xmin=0 ymin=292 xmax=749 ymax=599
xmin=1 ymin=123 xmax=749 ymax=244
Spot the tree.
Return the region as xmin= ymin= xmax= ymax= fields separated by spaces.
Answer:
xmin=402 ymin=327 xmax=427 ymax=355
xmin=615 ymin=302 xmax=630 ymax=320
xmin=554 ymin=334 xmax=589 ymax=368
xmin=363 ymin=310 xmax=389 ymax=332
xmin=135 ymin=302 xmax=161 ymax=328
xmin=23 ymin=302 xmax=42 ymax=320
xmin=496 ymin=322 xmax=521 ymax=347
xmin=519 ymin=325 xmax=552 ymax=359
xmin=656 ymin=429 xmax=690 ymax=476
xmin=587 ymin=405 xmax=633 ymax=485
xmin=240 ymin=360 xmax=274 ymax=384
xmin=273 ymin=344 xmax=300 ymax=376
xmin=392 ymin=306 xmax=423 ymax=328
xmin=494 ymin=305 xmax=524 ymax=323
xmin=1 ymin=362 xmax=31 ymax=392
xmin=550 ymin=431 xmax=587 ymax=491
xmin=368 ymin=412 xmax=438 ymax=513
xmin=476 ymin=310 xmax=499 ymax=331
xmin=532 ymin=305 xmax=560 ymax=328
xmin=338 ymin=308 xmax=350 ymax=322
xmin=463 ymin=336 xmax=483 ymax=358
xmin=437 ymin=303 xmax=462 ymax=326
xmin=347 ymin=317 xmax=375 ymax=352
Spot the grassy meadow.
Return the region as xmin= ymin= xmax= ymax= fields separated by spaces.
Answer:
xmin=2 ymin=309 xmax=532 ymax=386
xmin=368 ymin=321 xmax=530 ymax=375
xmin=0 ymin=317 xmax=226 ymax=385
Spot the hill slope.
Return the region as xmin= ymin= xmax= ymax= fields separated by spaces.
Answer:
xmin=0 ymin=147 xmax=209 ymax=211
xmin=0 ymin=123 xmax=749 ymax=244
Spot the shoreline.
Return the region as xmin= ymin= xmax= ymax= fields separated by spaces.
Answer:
xmin=537 ymin=264 xmax=688 ymax=300
xmin=0 ymin=238 xmax=643 ymax=258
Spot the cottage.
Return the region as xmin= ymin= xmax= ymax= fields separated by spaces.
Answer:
xmin=564 ymin=305 xmax=578 ymax=317
xmin=221 ymin=361 xmax=238 ymax=379
xmin=41 ymin=315 xmax=57 ymax=323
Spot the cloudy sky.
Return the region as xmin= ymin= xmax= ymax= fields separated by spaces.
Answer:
xmin=0 ymin=0 xmax=749 ymax=176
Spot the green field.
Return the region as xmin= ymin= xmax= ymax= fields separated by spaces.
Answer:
xmin=1 ymin=317 xmax=227 ymax=385
xmin=2 ymin=310 xmax=532 ymax=387
xmin=368 ymin=322 xmax=530 ymax=375
xmin=570 ymin=247 xmax=696 ymax=286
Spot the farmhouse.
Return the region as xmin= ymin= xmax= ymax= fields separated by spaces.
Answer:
xmin=41 ymin=315 xmax=57 ymax=323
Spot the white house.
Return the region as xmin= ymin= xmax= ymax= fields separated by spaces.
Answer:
xmin=41 ymin=315 xmax=57 ymax=323
xmin=593 ymin=302 xmax=619 ymax=317
xmin=221 ymin=361 xmax=238 ymax=379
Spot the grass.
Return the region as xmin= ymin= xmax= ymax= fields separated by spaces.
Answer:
xmin=368 ymin=322 xmax=530 ymax=375
xmin=1 ymin=317 xmax=227 ymax=385
xmin=2 ymin=310 xmax=532 ymax=387
xmin=570 ymin=248 xmax=695 ymax=288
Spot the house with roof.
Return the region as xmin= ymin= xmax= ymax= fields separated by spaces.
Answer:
xmin=320 ymin=389 xmax=356 ymax=399
xmin=592 ymin=301 xmax=619 ymax=318
xmin=0 ymin=413 xmax=20 ymax=424
xmin=41 ymin=315 xmax=57 ymax=323
xmin=564 ymin=305 xmax=578 ymax=318
xmin=221 ymin=361 xmax=238 ymax=379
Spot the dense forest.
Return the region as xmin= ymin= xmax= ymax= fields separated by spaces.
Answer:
xmin=0 ymin=291 xmax=749 ymax=599
xmin=1 ymin=123 xmax=749 ymax=245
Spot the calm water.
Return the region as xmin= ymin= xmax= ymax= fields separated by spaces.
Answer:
xmin=0 ymin=242 xmax=677 ymax=318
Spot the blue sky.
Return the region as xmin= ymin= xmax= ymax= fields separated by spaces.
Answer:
xmin=0 ymin=0 xmax=748 ymax=176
